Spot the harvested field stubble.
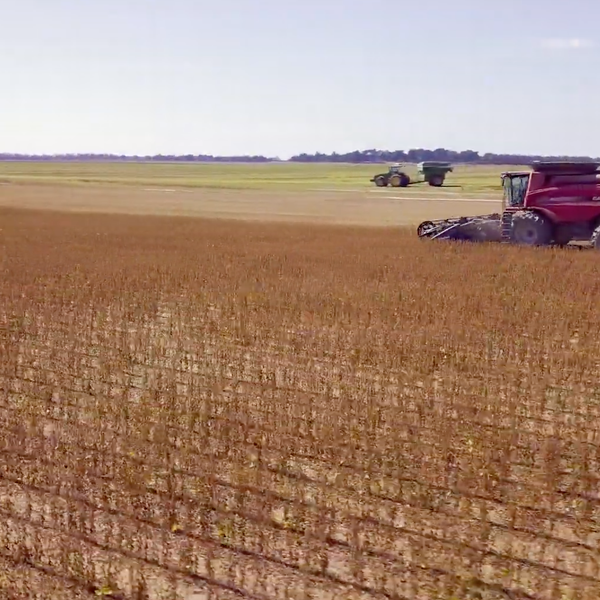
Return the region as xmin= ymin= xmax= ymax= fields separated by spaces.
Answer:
xmin=1 ymin=207 xmax=600 ymax=599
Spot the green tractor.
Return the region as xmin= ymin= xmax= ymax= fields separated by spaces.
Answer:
xmin=370 ymin=164 xmax=411 ymax=188
xmin=370 ymin=161 xmax=454 ymax=188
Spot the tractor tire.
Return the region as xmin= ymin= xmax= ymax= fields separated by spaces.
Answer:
xmin=590 ymin=223 xmax=600 ymax=249
xmin=428 ymin=174 xmax=444 ymax=187
xmin=510 ymin=211 xmax=553 ymax=246
xmin=389 ymin=174 xmax=401 ymax=187
xmin=389 ymin=173 xmax=410 ymax=188
xmin=374 ymin=176 xmax=387 ymax=187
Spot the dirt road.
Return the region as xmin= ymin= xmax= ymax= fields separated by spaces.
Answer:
xmin=0 ymin=183 xmax=501 ymax=226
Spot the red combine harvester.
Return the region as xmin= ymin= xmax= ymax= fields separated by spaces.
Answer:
xmin=417 ymin=161 xmax=600 ymax=246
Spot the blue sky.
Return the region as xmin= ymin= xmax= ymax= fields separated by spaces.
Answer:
xmin=1 ymin=0 xmax=598 ymax=157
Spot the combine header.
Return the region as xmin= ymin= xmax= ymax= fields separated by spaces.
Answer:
xmin=417 ymin=161 xmax=600 ymax=246
xmin=417 ymin=213 xmax=502 ymax=242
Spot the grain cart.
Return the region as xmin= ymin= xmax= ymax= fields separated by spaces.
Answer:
xmin=370 ymin=164 xmax=411 ymax=187
xmin=417 ymin=161 xmax=600 ymax=246
xmin=417 ymin=161 xmax=454 ymax=186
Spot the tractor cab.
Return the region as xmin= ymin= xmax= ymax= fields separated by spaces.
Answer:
xmin=389 ymin=164 xmax=403 ymax=174
xmin=501 ymin=171 xmax=530 ymax=208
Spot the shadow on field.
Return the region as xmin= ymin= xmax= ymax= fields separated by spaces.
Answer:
xmin=421 ymin=238 xmax=592 ymax=250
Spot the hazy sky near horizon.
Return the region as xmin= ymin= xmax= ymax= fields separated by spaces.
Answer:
xmin=1 ymin=0 xmax=599 ymax=158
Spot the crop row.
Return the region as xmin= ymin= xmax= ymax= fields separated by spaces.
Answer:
xmin=0 ymin=554 xmax=98 ymax=600
xmin=8 ymin=319 xmax=600 ymax=417
xmin=6 ymin=369 xmax=600 ymax=483
xmin=7 ymin=299 xmax=600 ymax=388
xmin=1 ymin=415 xmax=598 ymax=599
xmin=3 ymin=415 xmax=598 ymax=556
xmin=6 ymin=335 xmax=600 ymax=453
xmin=7 ymin=323 xmax=600 ymax=449
xmin=8 ymin=339 xmax=600 ymax=436
xmin=2 ymin=373 xmax=600 ymax=514
xmin=0 ymin=466 xmax=579 ymax=600
xmin=0 ymin=485 xmax=399 ymax=600
xmin=0 ymin=509 xmax=259 ymax=600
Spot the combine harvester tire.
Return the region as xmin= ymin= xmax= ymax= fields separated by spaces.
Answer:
xmin=509 ymin=211 xmax=553 ymax=246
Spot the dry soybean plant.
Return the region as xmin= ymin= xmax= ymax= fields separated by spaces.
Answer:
xmin=1 ymin=207 xmax=600 ymax=599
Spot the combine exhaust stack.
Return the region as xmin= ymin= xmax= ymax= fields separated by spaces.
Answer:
xmin=417 ymin=213 xmax=502 ymax=242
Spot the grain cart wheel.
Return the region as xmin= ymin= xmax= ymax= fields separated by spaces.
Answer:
xmin=428 ymin=174 xmax=444 ymax=187
xmin=374 ymin=175 xmax=387 ymax=187
xmin=590 ymin=223 xmax=600 ymax=249
xmin=399 ymin=173 xmax=410 ymax=187
xmin=510 ymin=211 xmax=553 ymax=246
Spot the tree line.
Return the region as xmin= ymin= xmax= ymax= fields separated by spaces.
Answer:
xmin=0 ymin=149 xmax=597 ymax=164
xmin=287 ymin=148 xmax=599 ymax=164
xmin=0 ymin=153 xmax=272 ymax=163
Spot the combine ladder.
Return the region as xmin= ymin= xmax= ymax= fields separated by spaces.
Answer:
xmin=501 ymin=212 xmax=513 ymax=243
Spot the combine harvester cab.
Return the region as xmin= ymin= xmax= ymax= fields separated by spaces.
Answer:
xmin=417 ymin=161 xmax=600 ymax=246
